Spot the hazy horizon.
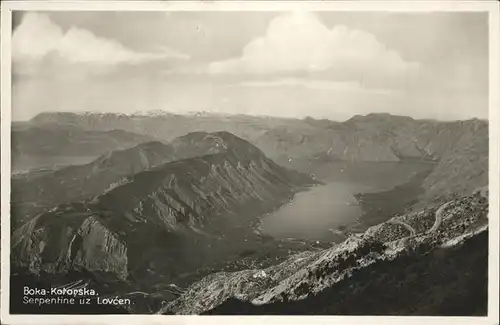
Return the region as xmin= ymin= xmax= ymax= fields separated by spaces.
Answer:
xmin=12 ymin=109 xmax=489 ymax=124
xmin=12 ymin=11 xmax=489 ymax=122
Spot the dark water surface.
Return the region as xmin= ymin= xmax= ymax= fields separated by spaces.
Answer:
xmin=262 ymin=161 xmax=435 ymax=241
xmin=261 ymin=182 xmax=368 ymax=241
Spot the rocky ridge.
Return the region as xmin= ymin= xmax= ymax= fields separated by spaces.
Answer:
xmin=161 ymin=188 xmax=488 ymax=315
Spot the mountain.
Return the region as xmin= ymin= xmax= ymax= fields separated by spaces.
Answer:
xmin=9 ymin=112 xmax=489 ymax=315
xmin=25 ymin=112 xmax=488 ymax=203
xmin=11 ymin=130 xmax=316 ymax=227
xmin=420 ymin=121 xmax=488 ymax=202
xmin=11 ymin=123 xmax=155 ymax=173
xmin=161 ymin=188 xmax=488 ymax=316
xmin=11 ymin=111 xmax=489 ymax=315
xmin=29 ymin=111 xmax=303 ymax=144
xmin=256 ymin=114 xmax=488 ymax=203
xmin=257 ymin=113 xmax=485 ymax=163
xmin=11 ymin=141 xmax=174 ymax=227
xmin=19 ymin=112 xmax=488 ymax=225
xmin=11 ymin=132 xmax=317 ymax=312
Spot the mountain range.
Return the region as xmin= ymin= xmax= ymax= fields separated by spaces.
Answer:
xmin=27 ymin=111 xmax=303 ymax=145
xmin=11 ymin=131 xmax=318 ymax=312
xmin=255 ymin=113 xmax=488 ymax=203
xmin=17 ymin=111 xmax=488 ymax=204
xmin=9 ymin=111 xmax=489 ymax=315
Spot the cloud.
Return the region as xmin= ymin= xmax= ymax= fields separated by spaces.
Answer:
xmin=208 ymin=12 xmax=419 ymax=84
xmin=235 ymin=78 xmax=394 ymax=96
xmin=12 ymin=13 xmax=189 ymax=66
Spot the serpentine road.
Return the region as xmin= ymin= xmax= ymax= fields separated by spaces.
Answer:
xmin=428 ymin=201 xmax=453 ymax=233
xmin=387 ymin=200 xmax=454 ymax=238
xmin=387 ymin=219 xmax=416 ymax=237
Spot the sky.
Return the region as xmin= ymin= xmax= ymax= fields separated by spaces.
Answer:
xmin=11 ymin=11 xmax=489 ymax=121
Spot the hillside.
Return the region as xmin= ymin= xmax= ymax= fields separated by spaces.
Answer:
xmin=256 ymin=114 xmax=488 ymax=202
xmin=12 ymin=130 xmax=309 ymax=228
xmin=11 ymin=141 xmax=174 ymax=227
xmin=11 ymin=124 xmax=155 ymax=172
xmin=10 ymin=132 xmax=317 ymax=313
xmin=256 ymin=114 xmax=484 ymax=162
xmin=161 ymin=188 xmax=488 ymax=315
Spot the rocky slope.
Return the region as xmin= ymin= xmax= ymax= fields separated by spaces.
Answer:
xmin=420 ymin=121 xmax=488 ymax=202
xmin=161 ymin=188 xmax=488 ymax=315
xmin=256 ymin=114 xmax=488 ymax=201
xmin=11 ymin=132 xmax=317 ymax=312
xmin=257 ymin=114 xmax=484 ymax=162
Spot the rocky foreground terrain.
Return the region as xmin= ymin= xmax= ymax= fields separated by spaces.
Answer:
xmin=161 ymin=188 xmax=488 ymax=315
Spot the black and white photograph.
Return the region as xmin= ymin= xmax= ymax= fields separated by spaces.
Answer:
xmin=1 ymin=1 xmax=499 ymax=324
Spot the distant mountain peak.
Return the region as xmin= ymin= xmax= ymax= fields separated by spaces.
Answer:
xmin=347 ymin=113 xmax=415 ymax=123
xmin=131 ymin=110 xmax=179 ymax=117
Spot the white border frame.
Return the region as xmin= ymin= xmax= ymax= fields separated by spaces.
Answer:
xmin=1 ymin=1 xmax=499 ymax=325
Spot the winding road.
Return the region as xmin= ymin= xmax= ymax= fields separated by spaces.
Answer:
xmin=428 ymin=201 xmax=453 ymax=233
xmin=387 ymin=219 xmax=416 ymax=237
xmin=386 ymin=200 xmax=454 ymax=238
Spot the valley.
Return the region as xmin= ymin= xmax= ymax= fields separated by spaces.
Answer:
xmin=8 ymin=111 xmax=489 ymax=315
